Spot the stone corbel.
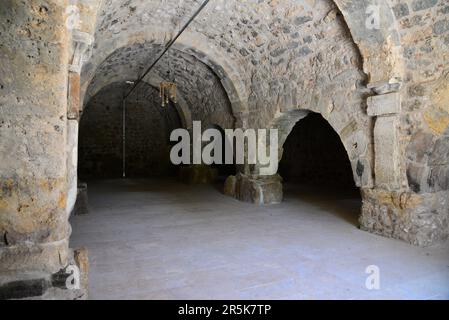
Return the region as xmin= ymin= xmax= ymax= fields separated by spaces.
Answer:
xmin=367 ymin=78 xmax=402 ymax=95
xmin=367 ymin=91 xmax=401 ymax=117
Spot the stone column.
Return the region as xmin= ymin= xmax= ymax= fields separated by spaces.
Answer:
xmin=360 ymin=78 xmax=449 ymax=246
xmin=224 ymin=126 xmax=283 ymax=205
xmin=0 ymin=1 xmax=97 ymax=299
xmin=0 ymin=0 xmax=87 ymax=299
xmin=234 ymin=111 xmax=250 ymax=176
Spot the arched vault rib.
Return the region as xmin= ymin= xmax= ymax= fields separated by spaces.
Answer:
xmin=81 ymin=30 xmax=249 ymax=127
xmin=333 ymin=0 xmax=404 ymax=88
xmin=83 ymin=76 xmax=192 ymax=131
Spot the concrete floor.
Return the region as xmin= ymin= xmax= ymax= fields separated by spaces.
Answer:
xmin=70 ymin=179 xmax=449 ymax=300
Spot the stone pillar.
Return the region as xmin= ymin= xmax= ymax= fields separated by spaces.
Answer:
xmin=367 ymin=91 xmax=404 ymax=190
xmin=0 ymin=0 xmax=87 ymax=299
xmin=358 ymin=83 xmax=438 ymax=245
xmin=225 ymin=173 xmax=283 ymax=205
xmin=0 ymin=1 xmax=95 ymax=299
xmin=66 ymin=30 xmax=93 ymax=217
xmin=234 ymin=111 xmax=250 ymax=176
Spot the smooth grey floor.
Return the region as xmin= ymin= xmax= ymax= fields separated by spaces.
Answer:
xmin=70 ymin=179 xmax=449 ymax=300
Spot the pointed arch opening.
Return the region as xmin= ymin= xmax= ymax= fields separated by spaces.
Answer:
xmin=279 ymin=112 xmax=362 ymax=226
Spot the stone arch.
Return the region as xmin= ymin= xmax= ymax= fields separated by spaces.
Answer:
xmin=332 ymin=0 xmax=404 ymax=88
xmin=327 ymin=0 xmax=406 ymax=195
xmin=270 ymin=108 xmax=373 ymax=189
xmin=81 ymin=0 xmax=405 ymax=149
xmin=80 ymin=30 xmax=249 ymax=127
xmin=82 ymin=76 xmax=192 ymax=131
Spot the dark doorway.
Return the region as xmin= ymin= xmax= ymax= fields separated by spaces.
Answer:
xmin=208 ymin=124 xmax=237 ymax=181
xmin=279 ymin=112 xmax=361 ymax=225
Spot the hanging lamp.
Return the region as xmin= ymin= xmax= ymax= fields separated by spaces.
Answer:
xmin=160 ymin=60 xmax=177 ymax=107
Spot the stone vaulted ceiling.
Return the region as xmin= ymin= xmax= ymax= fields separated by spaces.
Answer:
xmin=82 ymin=0 xmax=368 ymax=127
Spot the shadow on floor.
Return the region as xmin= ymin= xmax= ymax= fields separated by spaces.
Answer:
xmin=283 ymin=183 xmax=362 ymax=227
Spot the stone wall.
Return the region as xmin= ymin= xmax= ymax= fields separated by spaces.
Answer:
xmin=389 ymin=0 xmax=449 ymax=195
xmin=79 ymin=82 xmax=181 ymax=179
xmin=360 ymin=0 xmax=449 ymax=246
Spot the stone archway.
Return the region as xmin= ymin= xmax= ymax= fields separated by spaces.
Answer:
xmin=278 ymin=111 xmax=363 ymax=226
xmin=67 ymin=35 xmax=241 ymax=210
xmin=272 ymin=108 xmax=374 ymax=190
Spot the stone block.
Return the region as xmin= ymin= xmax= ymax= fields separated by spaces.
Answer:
xmin=66 ymin=120 xmax=79 ymax=216
xmin=0 ymin=240 xmax=69 ymax=275
xmin=226 ymin=174 xmax=283 ymax=205
xmin=67 ymin=73 xmax=81 ymax=120
xmin=367 ymin=92 xmax=401 ymax=116
xmin=373 ymin=116 xmax=402 ymax=190
xmin=392 ymin=3 xmax=410 ymax=19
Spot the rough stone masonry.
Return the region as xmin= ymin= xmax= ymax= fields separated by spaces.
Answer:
xmin=0 ymin=0 xmax=448 ymax=299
